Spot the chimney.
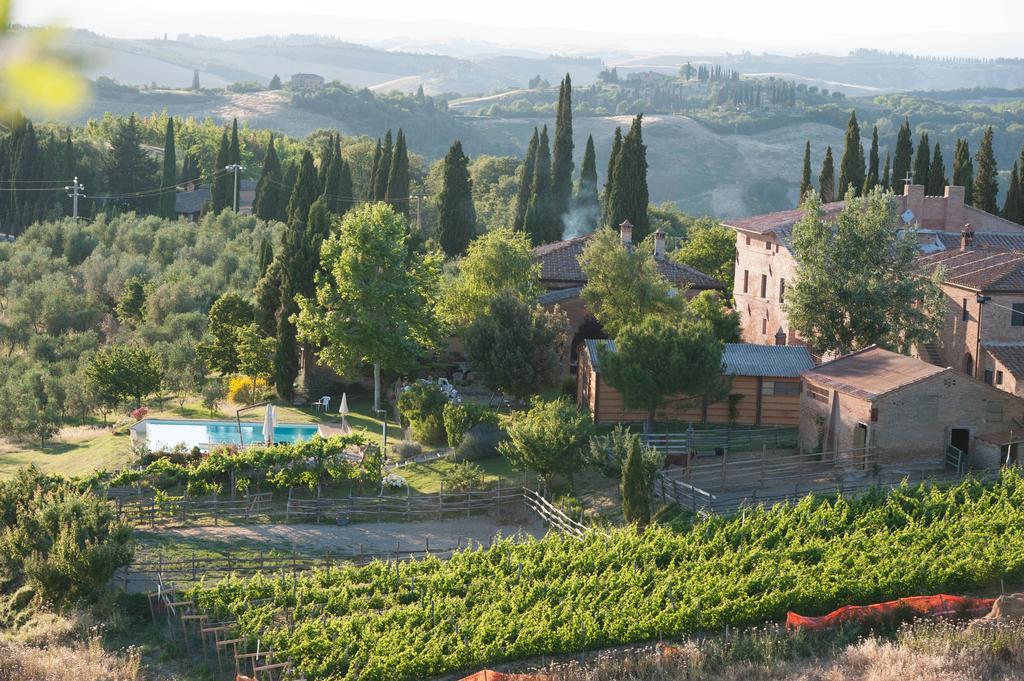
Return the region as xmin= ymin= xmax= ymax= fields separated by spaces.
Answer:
xmin=653 ymin=228 xmax=665 ymax=258
xmin=960 ymin=225 xmax=974 ymax=251
xmin=619 ymin=220 xmax=633 ymax=246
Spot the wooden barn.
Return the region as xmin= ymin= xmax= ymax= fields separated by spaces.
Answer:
xmin=577 ymin=340 xmax=814 ymax=426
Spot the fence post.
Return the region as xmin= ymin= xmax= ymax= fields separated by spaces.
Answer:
xmin=760 ymin=444 xmax=766 ymax=487
xmin=719 ymin=448 xmax=728 ymax=491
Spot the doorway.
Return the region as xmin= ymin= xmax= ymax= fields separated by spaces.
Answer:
xmin=853 ymin=423 xmax=868 ymax=450
xmin=950 ymin=428 xmax=971 ymax=454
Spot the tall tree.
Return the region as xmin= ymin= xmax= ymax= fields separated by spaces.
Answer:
xmin=513 ymin=128 xmax=539 ymax=233
xmin=881 ymin=151 xmax=891 ymax=191
xmin=373 ymin=129 xmax=393 ymax=201
xmin=927 ymin=142 xmax=947 ymax=196
xmin=575 ymin=134 xmax=599 ymax=227
xmin=436 ymin=140 xmax=476 ymax=257
xmin=1004 ymin=162 xmax=1022 ymax=225
xmin=892 ymin=116 xmax=914 ymax=195
xmin=865 ymin=125 xmax=880 ymax=192
xmin=798 ymin=140 xmax=812 ymax=204
xmin=191 ymin=69 xmax=200 ymax=90
xmin=602 ymin=127 xmax=623 ymax=227
xmin=103 ymin=113 xmax=157 ymax=214
xmin=786 ymin=189 xmax=945 ymax=356
xmin=211 ymin=130 xmax=230 ymax=214
xmin=385 ymin=129 xmax=410 ymax=217
xmin=973 ymin=126 xmax=999 ymax=213
xmin=523 ymin=126 xmax=555 ymax=245
xmin=818 ymin=146 xmax=835 ymax=203
xmin=366 ymin=138 xmax=382 ymax=200
xmin=606 ymin=115 xmax=650 ymax=241
xmin=838 ymin=111 xmax=865 ymax=197
xmin=913 ymin=132 xmax=930 ymax=193
xmin=268 ymin=74 xmax=281 ymax=89
xmin=550 ymin=73 xmax=575 ymax=223
xmin=295 ymin=203 xmax=443 ymax=413
xmin=228 ymin=118 xmax=241 ymax=210
xmin=257 ymin=237 xmax=274 ymax=275
xmin=953 ymin=139 xmax=974 ymax=205
xmin=321 ymin=135 xmax=354 ymax=216
xmin=158 ymin=117 xmax=177 ymax=218
xmin=253 ymin=134 xmax=285 ymax=222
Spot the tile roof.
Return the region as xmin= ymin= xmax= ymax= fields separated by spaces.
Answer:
xmin=534 ymin=234 xmax=724 ymax=290
xmin=801 ymin=346 xmax=947 ymax=400
xmin=537 ymin=286 xmax=583 ymax=306
xmin=585 ymin=340 xmax=813 ymax=378
xmin=934 ymin=231 xmax=1024 ymax=251
xmin=917 ymin=247 xmax=1024 ymax=291
xmin=983 ymin=342 xmax=1024 ymax=380
xmin=722 ymin=201 xmax=846 ymax=235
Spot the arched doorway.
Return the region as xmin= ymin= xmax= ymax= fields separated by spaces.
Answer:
xmin=962 ymin=352 xmax=974 ymax=377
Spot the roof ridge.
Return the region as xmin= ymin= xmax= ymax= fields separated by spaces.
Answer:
xmin=804 ymin=344 xmax=879 ymax=372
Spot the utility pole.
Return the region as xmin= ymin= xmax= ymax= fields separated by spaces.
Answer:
xmin=411 ymin=194 xmax=426 ymax=232
xmin=225 ymin=164 xmax=245 ymax=212
xmin=64 ymin=177 xmax=84 ymax=220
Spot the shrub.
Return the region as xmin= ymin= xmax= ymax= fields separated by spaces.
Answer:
xmin=397 ymin=380 xmax=448 ymax=445
xmin=441 ymin=461 xmax=486 ymax=492
xmin=392 ymin=441 xmax=422 ymax=461
xmin=453 ymin=423 xmax=506 ymax=462
xmin=499 ymin=397 xmax=592 ymax=487
xmin=227 ymin=375 xmax=270 ymax=404
xmin=443 ymin=402 xmax=501 ymax=448
xmin=560 ymin=377 xmax=577 ymax=398
xmin=201 ymin=376 xmax=228 ymax=413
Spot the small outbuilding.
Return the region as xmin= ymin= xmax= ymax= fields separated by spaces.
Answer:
xmin=799 ymin=346 xmax=1024 ymax=468
xmin=577 ymin=340 xmax=813 ymax=426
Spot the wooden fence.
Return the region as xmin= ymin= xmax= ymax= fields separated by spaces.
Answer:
xmin=643 ymin=426 xmax=798 ymax=456
xmin=522 ymin=488 xmax=589 ymax=539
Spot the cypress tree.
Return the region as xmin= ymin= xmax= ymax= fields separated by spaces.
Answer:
xmin=61 ymin=132 xmax=77 ymax=218
xmin=913 ymin=132 xmax=930 ymax=193
xmin=927 ymin=142 xmax=947 ymax=196
xmin=575 ymin=133 xmax=599 ymax=227
xmin=818 ymin=146 xmax=835 ymax=203
xmin=373 ymin=130 xmax=393 ymax=201
xmin=838 ymin=111 xmax=865 ymax=197
xmin=606 ymin=115 xmax=650 ymax=241
xmin=881 ymin=152 xmax=891 ymax=191
xmin=257 ymin=237 xmax=274 ymax=275
xmin=103 ymin=113 xmax=157 ymax=215
xmin=798 ymin=140 xmax=812 ymax=205
xmin=282 ymin=161 xmax=298 ymax=205
xmin=287 ymin=150 xmax=319 ymax=227
xmin=366 ymin=139 xmax=381 ymax=200
xmin=550 ymin=73 xmax=575 ymax=222
xmin=228 ymin=118 xmax=241 ymax=210
xmin=211 ymin=130 xmax=230 ymax=214
xmin=621 ymin=435 xmax=650 ymax=527
xmin=953 ymin=139 xmax=974 ymax=205
xmin=513 ymin=128 xmax=538 ymax=232
xmin=321 ymin=135 xmax=354 ymax=216
xmin=253 ymin=134 xmax=284 ymax=222
xmin=1004 ymin=162 xmax=1022 ymax=224
xmin=602 ymin=127 xmax=622 ymax=226
xmin=159 ymin=117 xmax=177 ymax=218
xmin=436 ymin=140 xmax=476 ymax=257
xmin=974 ymin=126 xmax=999 ymax=213
xmin=191 ymin=69 xmax=200 ymax=90
xmin=524 ymin=126 xmax=555 ymax=245
xmin=892 ymin=116 xmax=914 ymax=195
xmin=269 ymin=74 xmax=281 ymax=90
xmin=865 ymin=125 xmax=880 ymax=192
xmin=385 ymin=129 xmax=410 ymax=217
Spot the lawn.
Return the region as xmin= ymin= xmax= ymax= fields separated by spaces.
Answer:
xmin=395 ymin=455 xmax=523 ymax=494
xmin=0 ymin=428 xmax=134 ymax=478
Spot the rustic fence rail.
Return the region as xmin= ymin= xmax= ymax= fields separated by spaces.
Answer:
xmin=522 ymin=488 xmax=589 ymax=539
xmin=643 ymin=426 xmax=798 ymax=456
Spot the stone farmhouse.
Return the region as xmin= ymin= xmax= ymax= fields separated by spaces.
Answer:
xmin=535 ymin=220 xmax=725 ymax=373
xmin=290 ymin=73 xmax=325 ymax=89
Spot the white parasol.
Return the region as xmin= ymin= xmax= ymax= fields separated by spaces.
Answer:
xmin=338 ymin=392 xmax=352 ymax=435
xmin=264 ymin=403 xmax=276 ymax=445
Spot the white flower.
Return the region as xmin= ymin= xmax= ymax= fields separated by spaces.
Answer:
xmin=384 ymin=473 xmax=407 ymax=489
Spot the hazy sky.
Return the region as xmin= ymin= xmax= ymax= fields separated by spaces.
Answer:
xmin=16 ymin=0 xmax=1024 ymax=56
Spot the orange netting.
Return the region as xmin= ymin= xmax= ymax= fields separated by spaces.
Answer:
xmin=786 ymin=594 xmax=996 ymax=630
xmin=458 ymin=671 xmax=550 ymax=681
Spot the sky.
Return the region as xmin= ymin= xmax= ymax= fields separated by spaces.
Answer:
xmin=15 ymin=0 xmax=1024 ymax=56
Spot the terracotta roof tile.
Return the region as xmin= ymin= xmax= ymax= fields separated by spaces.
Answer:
xmin=723 ymin=201 xmax=845 ymax=234
xmin=917 ymin=247 xmax=1024 ymax=291
xmin=983 ymin=342 xmax=1024 ymax=381
xmin=801 ymin=346 xmax=947 ymax=400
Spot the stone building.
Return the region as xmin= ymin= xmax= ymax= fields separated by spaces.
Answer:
xmin=290 ymin=73 xmax=325 ymax=89
xmin=799 ymin=346 xmax=1024 ymax=468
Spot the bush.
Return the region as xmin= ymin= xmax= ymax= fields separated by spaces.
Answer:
xmin=443 ymin=402 xmax=501 ymax=448
xmin=392 ymin=441 xmax=422 ymax=461
xmin=589 ymin=424 xmax=664 ymax=482
xmin=453 ymin=423 xmax=506 ymax=462
xmin=228 ymin=375 xmax=270 ymax=404
xmin=397 ymin=380 xmax=448 ymax=445
xmin=560 ymin=377 xmax=577 ymax=398
xmin=202 ymin=376 xmax=228 ymax=412
xmin=441 ymin=461 xmax=486 ymax=492
xmin=499 ymin=397 xmax=592 ymax=487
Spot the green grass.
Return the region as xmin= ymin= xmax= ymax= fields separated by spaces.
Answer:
xmin=133 ymin=530 xmax=310 ymax=561
xmin=0 ymin=430 xmax=134 ymax=478
xmin=395 ymin=456 xmax=522 ymax=494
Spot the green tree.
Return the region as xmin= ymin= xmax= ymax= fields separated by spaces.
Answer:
xmin=295 ymin=203 xmax=442 ymax=413
xmin=198 ymin=292 xmax=256 ymax=375
xmin=86 ymin=344 xmax=164 ymax=409
xmin=602 ymin=127 xmax=622 ymax=227
xmin=786 ymin=189 xmax=945 ymax=356
xmin=366 ymin=137 xmax=382 ymax=200
xmin=575 ymin=134 xmax=599 ymax=227
xmin=228 ymin=118 xmax=241 ymax=210
xmin=687 ymin=290 xmax=740 ymax=343
xmin=385 ymin=129 xmax=410 ymax=218
xmin=1004 ymin=162 xmax=1022 ymax=225
xmin=115 ymin=276 xmax=149 ymax=326
xmin=579 ymin=226 xmax=684 ymax=338
xmin=253 ymin=134 xmax=285 ymax=222
xmin=321 ymin=134 xmax=354 ymax=216
xmin=269 ymin=74 xmax=282 ymax=90
xmin=436 ymin=140 xmax=476 ymax=257
xmin=953 ymin=138 xmax=974 ymax=205
xmin=524 ymin=125 xmax=556 ymax=245
xmin=498 ymin=396 xmax=592 ymax=488
xmin=191 ymin=69 xmax=200 ymax=90
xmin=892 ymin=116 xmax=914 ymax=195
xmin=913 ymin=132 xmax=930 ymax=192
xmin=257 ymin=236 xmax=274 ymax=276
xmin=671 ymin=219 xmax=736 ymax=291
xmin=881 ymin=151 xmax=891 ymax=191
xmin=606 ymin=115 xmax=649 ymax=242
xmin=621 ymin=433 xmax=651 ymax=527
xmin=372 ymin=129 xmax=393 ymax=201
xmin=798 ymin=140 xmax=812 ymax=204
xmin=599 ymin=315 xmax=725 ymax=432
xmin=865 ymin=125 xmax=879 ymax=192
xmin=438 ymin=227 xmax=540 ymax=326
xmin=974 ymin=126 xmax=999 ymax=213
xmin=513 ymin=128 xmax=538 ymax=232
xmin=550 ymin=73 xmax=574 ymax=223
xmin=235 ymin=323 xmax=276 ymax=404
xmin=463 ymin=291 xmax=568 ymax=400
xmin=818 ymin=146 xmax=835 ymax=203
xmin=837 ymin=111 xmax=865 ymax=197
xmin=158 ymin=117 xmax=177 ymax=218
xmin=927 ymin=142 xmax=947 ymax=196
xmin=211 ymin=130 xmax=230 ymax=214
xmin=103 ymin=113 xmax=156 ymax=214
xmin=163 ymin=336 xmax=204 ymax=413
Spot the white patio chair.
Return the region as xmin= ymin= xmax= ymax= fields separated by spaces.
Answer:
xmin=311 ymin=395 xmax=330 ymax=412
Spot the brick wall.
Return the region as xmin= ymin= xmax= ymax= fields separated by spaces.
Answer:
xmin=732 ymin=230 xmax=800 ymax=345
xmin=936 ymin=284 xmax=1024 ymax=388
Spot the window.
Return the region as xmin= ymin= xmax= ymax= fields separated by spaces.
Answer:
xmin=760 ymin=274 xmax=767 ymax=298
xmin=743 ymin=270 xmax=749 ymax=293
xmin=779 ymin=278 xmax=786 ymax=303
xmin=765 ymin=240 xmax=772 ymax=250
xmin=984 ymin=369 xmax=994 ymax=385
xmin=987 ymin=400 xmax=1005 ymax=423
xmin=762 ymin=318 xmax=767 ymax=335
xmin=997 ymin=371 xmax=1004 ymax=385
xmin=806 ymin=383 xmax=829 ymax=403
xmin=1012 ymin=304 xmax=1024 ymax=326
xmin=772 ymin=381 xmax=801 ymax=397
xmin=745 ymin=235 xmax=751 ymax=246
xmin=962 ymin=299 xmax=968 ymax=322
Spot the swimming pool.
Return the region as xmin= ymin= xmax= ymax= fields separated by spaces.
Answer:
xmin=131 ymin=418 xmax=321 ymax=451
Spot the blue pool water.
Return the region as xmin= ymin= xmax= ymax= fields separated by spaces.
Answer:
xmin=133 ymin=418 xmax=320 ymax=451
